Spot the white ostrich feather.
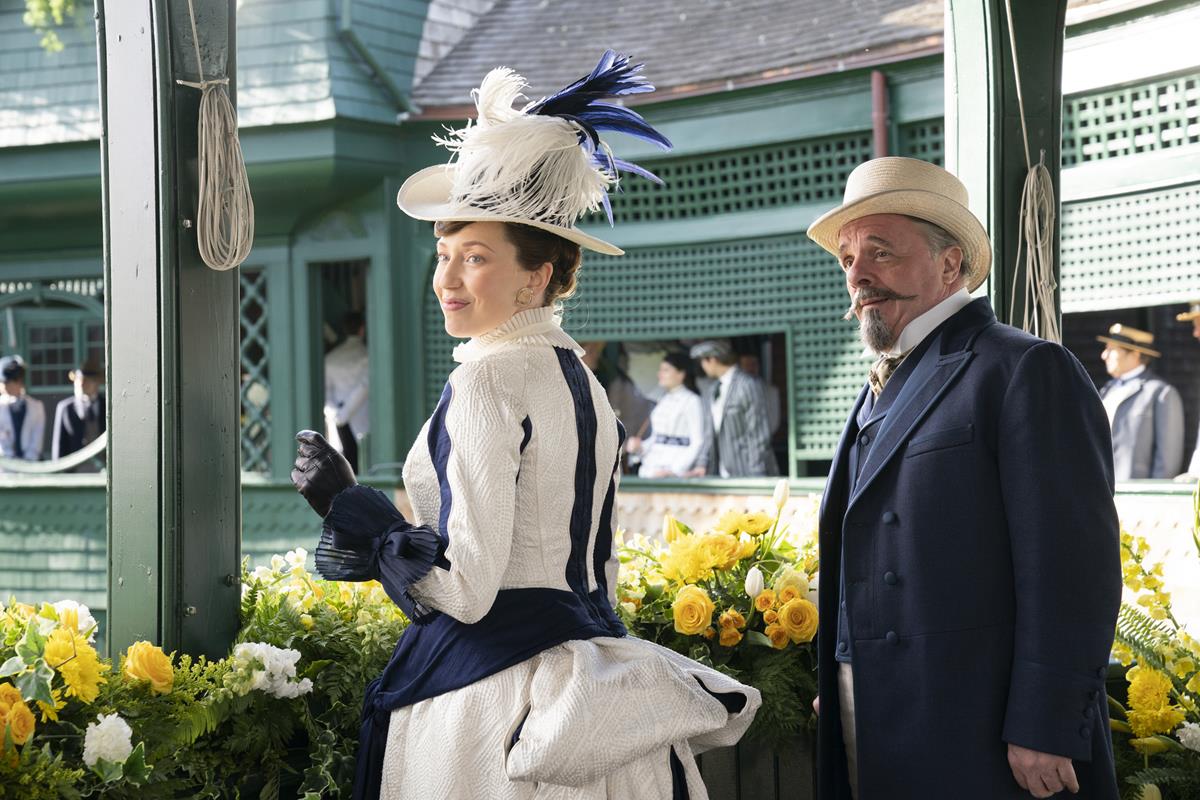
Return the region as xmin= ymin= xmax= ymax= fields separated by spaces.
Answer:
xmin=432 ymin=67 xmax=612 ymax=227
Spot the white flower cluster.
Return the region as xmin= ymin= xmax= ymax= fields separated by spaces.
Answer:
xmin=53 ymin=599 xmax=99 ymax=642
xmin=244 ymin=549 xmax=323 ymax=612
xmin=83 ymin=713 xmax=134 ymax=767
xmin=1179 ymin=721 xmax=1200 ymax=753
xmin=226 ymin=642 xmax=313 ymax=699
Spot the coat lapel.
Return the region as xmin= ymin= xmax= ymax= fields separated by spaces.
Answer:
xmin=819 ymin=383 xmax=869 ymax=530
xmin=847 ymin=329 xmax=975 ymax=509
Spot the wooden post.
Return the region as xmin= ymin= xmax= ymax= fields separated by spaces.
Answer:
xmin=945 ymin=0 xmax=1068 ymax=329
xmin=100 ymin=0 xmax=241 ymax=659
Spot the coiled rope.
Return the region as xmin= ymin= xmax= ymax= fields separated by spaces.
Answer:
xmin=1003 ymin=0 xmax=1060 ymax=343
xmin=175 ymin=0 xmax=254 ymax=271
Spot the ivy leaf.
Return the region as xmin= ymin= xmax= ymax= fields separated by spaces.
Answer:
xmin=91 ymin=757 xmax=124 ymax=783
xmin=15 ymin=658 xmax=55 ymax=706
xmin=123 ymin=742 xmax=153 ymax=785
xmin=16 ymin=618 xmax=46 ymax=662
xmin=0 ymin=654 xmax=26 ymax=678
xmin=299 ymin=659 xmax=333 ymax=681
xmin=744 ymin=630 xmax=774 ymax=648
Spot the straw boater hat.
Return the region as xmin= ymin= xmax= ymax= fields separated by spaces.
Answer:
xmin=806 ymin=157 xmax=992 ymax=291
xmin=397 ymin=51 xmax=672 ymax=256
xmin=1177 ymin=301 xmax=1200 ymax=322
xmin=1096 ymin=324 xmax=1160 ymax=358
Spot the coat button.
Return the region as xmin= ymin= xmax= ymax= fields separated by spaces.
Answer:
xmin=883 ymin=571 xmax=898 ymax=585
xmin=1089 ymin=690 xmax=1099 ymax=702
xmin=1079 ymin=725 xmax=1091 ymax=738
xmin=1083 ymin=706 xmax=1094 ymax=719
xmin=838 ymin=641 xmax=848 ymax=654
xmin=860 ymin=434 xmax=871 ymax=446
xmin=886 ymin=631 xmax=899 ymax=645
xmin=882 ymin=511 xmax=898 ymax=524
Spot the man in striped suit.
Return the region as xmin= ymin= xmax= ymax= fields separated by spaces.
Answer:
xmin=690 ymin=340 xmax=777 ymax=477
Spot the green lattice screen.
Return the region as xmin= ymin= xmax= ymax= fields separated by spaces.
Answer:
xmin=1062 ymin=71 xmax=1200 ymax=167
xmin=898 ymin=119 xmax=945 ymax=165
xmin=423 ymin=291 xmax=458 ymax=413
xmin=606 ymin=132 xmax=874 ymax=223
xmin=421 ymin=235 xmax=863 ymax=459
xmin=239 ymin=270 xmax=271 ymax=472
xmin=1060 ymin=181 xmax=1200 ymax=312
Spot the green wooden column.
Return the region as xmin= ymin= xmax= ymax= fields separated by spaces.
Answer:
xmin=945 ymin=0 xmax=1067 ymax=327
xmin=100 ymin=0 xmax=241 ymax=659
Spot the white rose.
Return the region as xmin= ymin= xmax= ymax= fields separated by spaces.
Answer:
xmin=83 ymin=713 xmax=134 ymax=767
xmin=744 ymin=566 xmax=765 ymax=599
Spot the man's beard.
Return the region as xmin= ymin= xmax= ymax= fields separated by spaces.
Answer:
xmin=859 ymin=308 xmax=895 ymax=352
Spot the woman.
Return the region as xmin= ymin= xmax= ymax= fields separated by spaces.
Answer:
xmin=627 ymin=352 xmax=708 ymax=478
xmin=291 ymin=52 xmax=759 ymax=800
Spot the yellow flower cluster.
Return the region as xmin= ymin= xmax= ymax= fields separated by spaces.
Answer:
xmin=1125 ymin=665 xmax=1187 ymax=738
xmin=715 ymin=510 xmax=773 ymax=537
xmin=717 ymin=609 xmax=746 ymax=646
xmin=1119 ymin=530 xmax=1172 ymax=622
xmin=658 ymin=519 xmax=758 ymax=585
xmin=0 ymin=682 xmax=35 ymax=749
xmin=43 ymin=627 xmax=108 ymax=704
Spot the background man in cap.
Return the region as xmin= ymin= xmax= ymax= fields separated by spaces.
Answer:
xmin=1096 ymin=324 xmax=1183 ymax=480
xmin=0 ymin=355 xmax=46 ymax=464
xmin=806 ymin=157 xmax=1120 ymax=799
xmin=689 ymin=339 xmax=777 ymax=478
xmin=1176 ymin=301 xmax=1200 ymax=480
xmin=51 ymin=356 xmax=106 ymax=465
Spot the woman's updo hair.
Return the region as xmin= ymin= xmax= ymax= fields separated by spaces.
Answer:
xmin=433 ymin=220 xmax=583 ymax=306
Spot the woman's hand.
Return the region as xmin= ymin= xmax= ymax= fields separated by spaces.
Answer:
xmin=291 ymin=430 xmax=357 ymax=517
xmin=625 ymin=436 xmax=643 ymax=454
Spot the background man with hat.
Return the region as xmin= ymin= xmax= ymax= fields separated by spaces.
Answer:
xmin=1096 ymin=324 xmax=1183 ymax=480
xmin=1176 ymin=301 xmax=1200 ymax=480
xmin=689 ymin=339 xmax=777 ymax=477
xmin=51 ymin=356 xmax=106 ymax=466
xmin=0 ymin=354 xmax=46 ymax=464
xmin=807 ymin=157 xmax=1120 ymax=799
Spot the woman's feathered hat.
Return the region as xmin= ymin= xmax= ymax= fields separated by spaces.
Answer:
xmin=397 ymin=51 xmax=672 ymax=256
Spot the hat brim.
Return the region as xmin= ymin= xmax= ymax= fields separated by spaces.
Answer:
xmin=397 ymin=165 xmax=624 ymax=256
xmin=1096 ymin=336 xmax=1160 ymax=358
xmin=806 ymin=189 xmax=992 ymax=292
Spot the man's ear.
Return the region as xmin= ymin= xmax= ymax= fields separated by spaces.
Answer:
xmin=941 ymin=245 xmax=965 ymax=286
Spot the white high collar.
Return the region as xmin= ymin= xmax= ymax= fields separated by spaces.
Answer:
xmin=871 ymin=288 xmax=974 ymax=358
xmin=452 ymin=306 xmax=584 ymax=363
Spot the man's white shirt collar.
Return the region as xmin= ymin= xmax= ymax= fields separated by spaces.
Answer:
xmin=1115 ymin=364 xmax=1147 ymax=383
xmin=866 ymin=288 xmax=974 ymax=358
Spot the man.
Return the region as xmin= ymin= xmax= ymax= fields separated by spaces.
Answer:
xmin=806 ymin=157 xmax=1121 ymax=799
xmin=0 ymin=355 xmax=46 ymax=464
xmin=1176 ymin=300 xmax=1200 ymax=480
xmin=689 ymin=339 xmax=776 ymax=477
xmin=1095 ymin=324 xmax=1184 ymax=480
xmin=324 ymin=310 xmax=369 ymax=474
xmin=52 ymin=357 xmax=106 ymax=465
xmin=580 ymin=340 xmax=654 ymax=445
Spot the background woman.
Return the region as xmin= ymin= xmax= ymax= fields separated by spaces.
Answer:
xmin=292 ymin=52 xmax=759 ymax=800
xmin=627 ymin=351 xmax=708 ymax=478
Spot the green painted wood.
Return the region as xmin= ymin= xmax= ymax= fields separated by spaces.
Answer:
xmin=945 ymin=0 xmax=1067 ymax=329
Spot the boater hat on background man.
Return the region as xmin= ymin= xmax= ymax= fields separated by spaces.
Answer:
xmin=1096 ymin=324 xmax=1161 ymax=358
xmin=806 ymin=156 xmax=992 ymax=291
xmin=397 ymin=50 xmax=672 ymax=256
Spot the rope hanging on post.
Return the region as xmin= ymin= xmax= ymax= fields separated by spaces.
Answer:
xmin=176 ymin=0 xmax=255 ymax=271
xmin=1002 ymin=0 xmax=1061 ymax=344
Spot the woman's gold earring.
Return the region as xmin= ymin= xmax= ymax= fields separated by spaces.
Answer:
xmin=515 ymin=288 xmax=534 ymax=306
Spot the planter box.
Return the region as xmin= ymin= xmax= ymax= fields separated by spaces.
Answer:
xmin=698 ymin=734 xmax=816 ymax=800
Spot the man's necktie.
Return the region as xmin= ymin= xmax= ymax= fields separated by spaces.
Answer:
xmin=868 ymin=353 xmax=906 ymax=397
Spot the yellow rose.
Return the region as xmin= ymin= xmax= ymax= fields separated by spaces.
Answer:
xmin=718 ymin=609 xmax=746 ymax=630
xmin=4 ymin=700 xmax=34 ymax=746
xmin=763 ymin=609 xmax=779 ymax=624
xmin=0 ymin=683 xmax=20 ymax=712
xmin=672 ymin=585 xmax=716 ymax=635
xmin=44 ymin=629 xmax=107 ymax=703
xmin=779 ymin=598 xmax=819 ymax=644
xmin=123 ymin=641 xmax=174 ymax=695
xmin=702 ymin=627 xmax=716 ymax=640
xmin=764 ymin=623 xmax=789 ymax=649
xmin=778 ymin=586 xmax=800 ymax=604
xmin=754 ymin=590 xmax=776 ymax=612
xmin=719 ymin=627 xmax=743 ymax=647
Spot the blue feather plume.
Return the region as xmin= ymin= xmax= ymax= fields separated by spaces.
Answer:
xmin=528 ymin=49 xmax=672 ymax=203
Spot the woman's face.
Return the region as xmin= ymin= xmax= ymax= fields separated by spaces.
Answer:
xmin=433 ymin=222 xmax=549 ymax=339
xmin=658 ymin=361 xmax=685 ymax=390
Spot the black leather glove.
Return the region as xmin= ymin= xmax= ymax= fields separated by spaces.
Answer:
xmin=291 ymin=430 xmax=356 ymax=518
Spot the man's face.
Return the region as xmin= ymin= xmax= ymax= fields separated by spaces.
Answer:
xmin=1101 ymin=345 xmax=1143 ymax=378
xmin=1192 ymin=318 xmax=1200 ymax=341
xmin=698 ymin=357 xmax=720 ymax=378
xmin=837 ymin=214 xmax=964 ymax=352
xmin=1 ymin=379 xmax=22 ymax=397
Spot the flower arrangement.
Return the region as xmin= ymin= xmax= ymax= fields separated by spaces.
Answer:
xmin=616 ymin=480 xmax=820 ymax=745
xmin=1108 ymin=483 xmax=1200 ymax=800
xmin=0 ymin=548 xmax=407 ymax=798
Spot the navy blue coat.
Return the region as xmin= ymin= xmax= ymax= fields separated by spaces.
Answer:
xmin=817 ymin=299 xmax=1122 ymax=799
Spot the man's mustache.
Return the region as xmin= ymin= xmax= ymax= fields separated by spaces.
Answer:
xmin=843 ymin=288 xmax=918 ymax=321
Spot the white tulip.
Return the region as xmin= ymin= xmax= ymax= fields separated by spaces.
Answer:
xmin=744 ymin=566 xmax=765 ymax=599
xmin=773 ymin=479 xmax=790 ymax=511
